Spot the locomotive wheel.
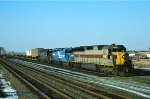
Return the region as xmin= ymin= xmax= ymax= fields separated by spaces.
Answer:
xmin=124 ymin=66 xmax=129 ymax=73
xmin=118 ymin=71 xmax=131 ymax=77
xmin=96 ymin=65 xmax=100 ymax=72
xmin=113 ymin=70 xmax=118 ymax=76
xmin=112 ymin=67 xmax=118 ymax=76
xmin=69 ymin=62 xmax=74 ymax=68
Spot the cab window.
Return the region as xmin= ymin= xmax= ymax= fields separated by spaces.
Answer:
xmin=118 ymin=48 xmax=126 ymax=52
xmin=112 ymin=49 xmax=117 ymax=52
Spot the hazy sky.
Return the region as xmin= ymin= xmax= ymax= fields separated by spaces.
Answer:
xmin=0 ymin=1 xmax=150 ymax=52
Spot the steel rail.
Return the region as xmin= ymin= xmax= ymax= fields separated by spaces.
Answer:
xmin=7 ymin=58 xmax=128 ymax=99
xmin=0 ymin=58 xmax=71 ymax=99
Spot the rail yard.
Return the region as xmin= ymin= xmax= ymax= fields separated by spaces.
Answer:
xmin=0 ymin=44 xmax=150 ymax=99
xmin=1 ymin=1 xmax=150 ymax=99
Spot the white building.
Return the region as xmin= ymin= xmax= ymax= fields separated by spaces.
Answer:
xmin=147 ymin=54 xmax=150 ymax=58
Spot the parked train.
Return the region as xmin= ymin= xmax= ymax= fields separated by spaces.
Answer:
xmin=23 ymin=44 xmax=134 ymax=76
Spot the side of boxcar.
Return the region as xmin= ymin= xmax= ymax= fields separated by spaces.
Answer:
xmin=26 ymin=48 xmax=43 ymax=59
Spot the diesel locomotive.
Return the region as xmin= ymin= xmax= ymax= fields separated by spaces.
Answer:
xmin=73 ymin=44 xmax=134 ymax=75
xmin=36 ymin=44 xmax=134 ymax=76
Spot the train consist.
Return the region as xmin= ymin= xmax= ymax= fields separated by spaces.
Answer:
xmin=24 ymin=44 xmax=134 ymax=76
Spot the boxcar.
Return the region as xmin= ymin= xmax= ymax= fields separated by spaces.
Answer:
xmin=26 ymin=48 xmax=43 ymax=59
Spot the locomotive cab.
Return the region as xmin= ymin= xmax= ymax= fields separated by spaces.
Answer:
xmin=111 ymin=45 xmax=126 ymax=65
xmin=111 ymin=44 xmax=134 ymax=74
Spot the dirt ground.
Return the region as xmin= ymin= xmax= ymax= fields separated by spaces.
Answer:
xmin=133 ymin=59 xmax=150 ymax=68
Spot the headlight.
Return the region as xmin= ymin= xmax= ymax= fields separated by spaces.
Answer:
xmin=122 ymin=54 xmax=126 ymax=59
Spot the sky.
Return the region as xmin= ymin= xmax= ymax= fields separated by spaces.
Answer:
xmin=0 ymin=1 xmax=150 ymax=52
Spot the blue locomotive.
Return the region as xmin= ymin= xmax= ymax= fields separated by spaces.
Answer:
xmin=51 ymin=48 xmax=74 ymax=65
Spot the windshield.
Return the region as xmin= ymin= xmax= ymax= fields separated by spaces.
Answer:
xmin=112 ymin=48 xmax=126 ymax=52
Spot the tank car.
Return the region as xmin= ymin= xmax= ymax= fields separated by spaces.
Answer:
xmin=72 ymin=44 xmax=134 ymax=75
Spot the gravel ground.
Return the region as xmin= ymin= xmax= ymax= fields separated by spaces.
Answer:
xmin=89 ymin=76 xmax=149 ymax=99
xmin=0 ymin=64 xmax=39 ymax=99
xmin=133 ymin=59 xmax=150 ymax=68
xmin=13 ymin=59 xmax=150 ymax=99
xmin=10 ymin=60 xmax=98 ymax=99
xmin=55 ymin=74 xmax=148 ymax=99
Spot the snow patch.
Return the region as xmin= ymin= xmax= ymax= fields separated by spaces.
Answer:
xmin=0 ymin=71 xmax=18 ymax=99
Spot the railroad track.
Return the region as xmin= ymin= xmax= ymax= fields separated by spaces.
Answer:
xmin=0 ymin=58 xmax=71 ymax=99
xmin=19 ymin=58 xmax=112 ymax=77
xmin=1 ymin=58 xmax=127 ymax=99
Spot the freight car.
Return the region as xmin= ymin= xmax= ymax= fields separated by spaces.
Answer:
xmin=72 ymin=44 xmax=134 ymax=75
xmin=26 ymin=48 xmax=43 ymax=59
xmin=39 ymin=49 xmax=52 ymax=63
